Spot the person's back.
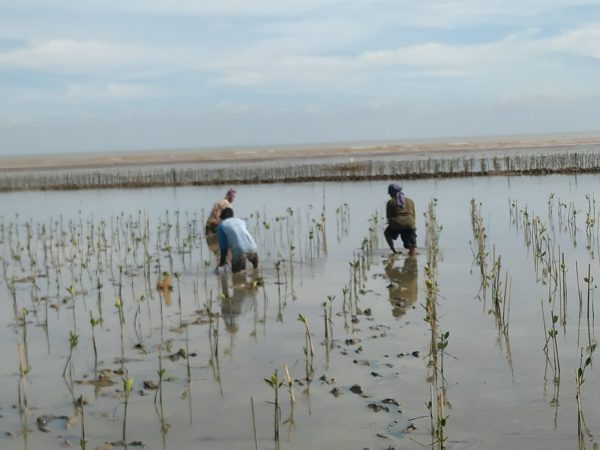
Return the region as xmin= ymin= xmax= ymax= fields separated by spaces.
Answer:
xmin=216 ymin=208 xmax=259 ymax=273
xmin=218 ymin=217 xmax=257 ymax=256
xmin=384 ymin=183 xmax=417 ymax=256
xmin=386 ymin=197 xmax=416 ymax=229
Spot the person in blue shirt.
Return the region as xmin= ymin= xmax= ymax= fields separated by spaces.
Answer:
xmin=216 ymin=208 xmax=259 ymax=273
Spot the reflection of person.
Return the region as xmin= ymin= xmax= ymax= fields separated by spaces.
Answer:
xmin=384 ymin=183 xmax=417 ymax=256
xmin=217 ymin=208 xmax=259 ymax=273
xmin=220 ymin=272 xmax=259 ymax=334
xmin=206 ymin=189 xmax=236 ymax=236
xmin=385 ymin=255 xmax=418 ymax=318
xmin=156 ymin=272 xmax=173 ymax=306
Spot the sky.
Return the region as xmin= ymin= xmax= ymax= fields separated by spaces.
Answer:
xmin=1 ymin=0 xmax=600 ymax=155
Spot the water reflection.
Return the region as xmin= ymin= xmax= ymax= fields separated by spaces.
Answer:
xmin=206 ymin=232 xmax=219 ymax=258
xmin=157 ymin=272 xmax=173 ymax=306
xmin=219 ymin=271 xmax=260 ymax=334
xmin=384 ymin=255 xmax=418 ymax=318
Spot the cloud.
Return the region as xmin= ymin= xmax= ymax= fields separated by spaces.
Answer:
xmin=0 ymin=39 xmax=189 ymax=75
xmin=542 ymin=21 xmax=600 ymax=58
xmin=217 ymin=72 xmax=266 ymax=87
xmin=66 ymin=83 xmax=159 ymax=100
xmin=5 ymin=0 xmax=343 ymax=16
xmin=2 ymin=0 xmax=600 ymax=155
xmin=213 ymin=102 xmax=251 ymax=113
xmin=0 ymin=116 xmax=34 ymax=129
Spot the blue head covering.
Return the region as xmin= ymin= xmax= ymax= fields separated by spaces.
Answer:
xmin=387 ymin=183 xmax=405 ymax=207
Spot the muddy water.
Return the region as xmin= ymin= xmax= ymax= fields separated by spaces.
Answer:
xmin=0 ymin=175 xmax=599 ymax=450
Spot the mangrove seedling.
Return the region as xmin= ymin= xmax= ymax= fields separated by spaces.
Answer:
xmin=122 ymin=373 xmax=134 ymax=445
xmin=264 ymin=370 xmax=283 ymax=450
xmin=297 ymin=314 xmax=315 ymax=382
xmin=63 ymin=330 xmax=79 ymax=380
xmin=89 ymin=313 xmax=100 ymax=376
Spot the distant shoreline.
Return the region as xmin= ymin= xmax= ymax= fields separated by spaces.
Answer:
xmin=0 ymin=135 xmax=599 ymax=192
xmin=2 ymin=135 xmax=600 ymax=172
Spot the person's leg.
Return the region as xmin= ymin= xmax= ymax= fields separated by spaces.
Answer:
xmin=384 ymin=226 xmax=398 ymax=253
xmin=247 ymin=253 xmax=259 ymax=269
xmin=400 ymin=229 xmax=418 ymax=257
xmin=231 ymin=253 xmax=246 ymax=273
xmin=206 ymin=233 xmax=219 ymax=256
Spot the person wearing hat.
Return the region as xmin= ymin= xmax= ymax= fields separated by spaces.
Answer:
xmin=206 ymin=188 xmax=236 ymax=236
xmin=384 ymin=183 xmax=417 ymax=256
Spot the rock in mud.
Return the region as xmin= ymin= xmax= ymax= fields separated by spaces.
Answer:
xmin=368 ymin=403 xmax=389 ymax=413
xmin=143 ymin=380 xmax=159 ymax=390
xmin=330 ymin=387 xmax=343 ymax=397
xmin=350 ymin=384 xmax=363 ymax=395
xmin=319 ymin=375 xmax=336 ymax=384
xmin=36 ymin=415 xmax=69 ymax=432
xmin=353 ymin=359 xmax=370 ymax=366
xmin=167 ymin=348 xmax=187 ymax=361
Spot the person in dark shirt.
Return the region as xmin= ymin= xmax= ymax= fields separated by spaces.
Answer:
xmin=384 ymin=183 xmax=417 ymax=256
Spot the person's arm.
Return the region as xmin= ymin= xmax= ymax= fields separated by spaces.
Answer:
xmin=386 ymin=200 xmax=395 ymax=223
xmin=217 ymin=225 xmax=228 ymax=267
xmin=206 ymin=202 xmax=219 ymax=227
xmin=408 ymin=199 xmax=416 ymax=221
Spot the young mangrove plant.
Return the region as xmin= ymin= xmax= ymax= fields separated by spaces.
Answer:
xmin=576 ymin=343 xmax=596 ymax=449
xmin=17 ymin=343 xmax=29 ymax=414
xmin=89 ymin=313 xmax=100 ymax=377
xmin=423 ymin=198 xmax=448 ymax=450
xmin=63 ymin=330 xmax=79 ymax=381
xmin=469 ymin=199 xmax=489 ymax=298
xmin=114 ymin=297 xmax=126 ymax=365
xmin=78 ymin=394 xmax=87 ymax=450
xmin=264 ymin=370 xmax=283 ymax=450
xmin=122 ymin=373 xmax=134 ymax=446
xmin=542 ymin=307 xmax=561 ymax=384
xmin=297 ymin=314 xmax=315 ymax=383
xmin=250 ymin=396 xmax=259 ymax=450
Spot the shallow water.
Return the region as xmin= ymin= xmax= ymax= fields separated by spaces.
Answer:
xmin=0 ymin=175 xmax=599 ymax=450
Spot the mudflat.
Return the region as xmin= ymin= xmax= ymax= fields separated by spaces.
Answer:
xmin=2 ymin=134 xmax=600 ymax=171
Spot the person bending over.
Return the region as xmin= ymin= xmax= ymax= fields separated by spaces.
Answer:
xmin=206 ymin=188 xmax=236 ymax=236
xmin=384 ymin=183 xmax=417 ymax=256
xmin=216 ymin=208 xmax=259 ymax=273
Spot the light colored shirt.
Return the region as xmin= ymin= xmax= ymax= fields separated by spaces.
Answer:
xmin=217 ymin=218 xmax=257 ymax=259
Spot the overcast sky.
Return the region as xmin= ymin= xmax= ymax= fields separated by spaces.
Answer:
xmin=1 ymin=0 xmax=600 ymax=155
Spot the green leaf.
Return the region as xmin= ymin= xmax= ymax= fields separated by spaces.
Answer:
xmin=124 ymin=377 xmax=134 ymax=393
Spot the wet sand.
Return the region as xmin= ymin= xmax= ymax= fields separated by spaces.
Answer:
xmin=2 ymin=134 xmax=600 ymax=171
